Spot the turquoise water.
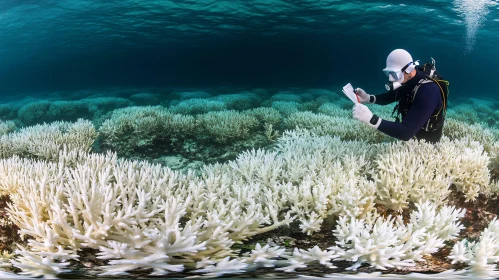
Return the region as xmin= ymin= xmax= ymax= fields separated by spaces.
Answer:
xmin=1 ymin=1 xmax=499 ymax=279
xmin=0 ymin=0 xmax=498 ymax=97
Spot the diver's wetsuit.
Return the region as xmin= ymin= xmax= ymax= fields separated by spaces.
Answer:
xmin=374 ymin=69 xmax=443 ymax=143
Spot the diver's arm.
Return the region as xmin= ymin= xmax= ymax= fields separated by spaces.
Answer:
xmin=373 ymin=90 xmax=398 ymax=105
xmin=377 ymin=84 xmax=441 ymax=141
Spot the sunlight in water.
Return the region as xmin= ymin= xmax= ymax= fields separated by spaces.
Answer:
xmin=453 ymin=0 xmax=498 ymax=52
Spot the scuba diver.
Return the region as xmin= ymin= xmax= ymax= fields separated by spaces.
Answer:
xmin=352 ymin=49 xmax=449 ymax=143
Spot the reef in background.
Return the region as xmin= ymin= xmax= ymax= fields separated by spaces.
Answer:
xmin=0 ymin=87 xmax=497 ymax=278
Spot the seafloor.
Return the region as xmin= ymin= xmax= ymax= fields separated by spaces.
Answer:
xmin=0 ymin=86 xmax=498 ymax=279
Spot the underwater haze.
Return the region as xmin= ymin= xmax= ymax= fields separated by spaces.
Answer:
xmin=3 ymin=1 xmax=499 ymax=279
xmin=0 ymin=0 xmax=499 ymax=97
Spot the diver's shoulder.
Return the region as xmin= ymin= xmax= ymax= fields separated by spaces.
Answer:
xmin=418 ymin=78 xmax=440 ymax=92
xmin=415 ymin=80 xmax=442 ymax=103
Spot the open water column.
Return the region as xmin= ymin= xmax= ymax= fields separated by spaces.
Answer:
xmin=453 ymin=0 xmax=498 ymax=52
xmin=0 ymin=1 xmax=498 ymax=279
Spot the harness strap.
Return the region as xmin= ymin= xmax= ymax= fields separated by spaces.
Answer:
xmin=431 ymin=78 xmax=448 ymax=116
xmin=411 ymin=78 xmax=447 ymax=118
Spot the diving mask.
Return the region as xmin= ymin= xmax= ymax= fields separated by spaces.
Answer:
xmin=382 ymin=61 xmax=419 ymax=91
xmin=383 ymin=69 xmax=405 ymax=91
xmin=383 ymin=69 xmax=403 ymax=81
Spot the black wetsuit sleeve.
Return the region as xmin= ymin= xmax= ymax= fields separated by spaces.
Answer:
xmin=377 ymin=83 xmax=441 ymax=141
xmin=374 ymin=91 xmax=398 ymax=105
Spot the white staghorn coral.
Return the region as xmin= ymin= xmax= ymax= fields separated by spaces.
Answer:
xmin=10 ymin=245 xmax=72 ymax=279
xmin=436 ymin=137 xmax=491 ymax=201
xmin=99 ymin=106 xmax=196 ymax=155
xmin=0 ymin=120 xmax=16 ymax=136
xmin=271 ymin=100 xmax=302 ymax=116
xmin=317 ymin=102 xmax=349 ymax=118
xmin=0 ymin=119 xmax=96 ymax=161
xmin=373 ymin=137 xmax=492 ymax=211
xmin=488 ymin=141 xmax=499 ymax=180
xmin=242 ymin=243 xmax=286 ymax=267
xmin=223 ymin=129 xmax=376 ymax=234
xmin=197 ymin=110 xmax=259 ymax=143
xmin=448 ymin=217 xmax=499 ymax=278
xmin=192 ymin=256 xmax=248 ymax=277
xmin=0 ymin=251 xmax=13 ymax=268
xmin=330 ymin=202 xmax=465 ymax=271
xmin=373 ymin=140 xmax=450 ymax=211
xmin=0 ymin=122 xmax=496 ymax=278
xmin=276 ymin=246 xmax=339 ymax=272
xmin=284 ymin=111 xmax=390 ymax=142
xmin=443 ymin=118 xmax=496 ymax=152
xmin=245 ymin=107 xmax=282 ymax=127
xmin=321 ymin=269 xmax=472 ymax=279
xmin=228 ymin=149 xmax=284 ymax=187
xmin=4 ymin=148 xmax=293 ymax=276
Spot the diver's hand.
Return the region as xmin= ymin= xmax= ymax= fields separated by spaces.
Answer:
xmin=355 ymin=88 xmax=375 ymax=103
xmin=352 ymin=103 xmax=381 ymax=128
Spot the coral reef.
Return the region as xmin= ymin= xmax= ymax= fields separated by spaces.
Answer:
xmin=0 ymin=87 xmax=498 ymax=278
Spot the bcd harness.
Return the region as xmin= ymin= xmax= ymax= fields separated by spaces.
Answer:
xmin=391 ymin=59 xmax=449 ymax=132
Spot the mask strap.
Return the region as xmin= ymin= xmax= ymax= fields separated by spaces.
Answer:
xmin=401 ymin=62 xmax=412 ymax=73
xmin=401 ymin=60 xmax=420 ymax=73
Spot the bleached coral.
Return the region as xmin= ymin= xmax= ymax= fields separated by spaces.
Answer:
xmin=99 ymin=106 xmax=195 ymax=154
xmin=192 ymin=256 xmax=248 ymax=277
xmin=271 ymin=100 xmax=301 ymax=116
xmin=372 ymin=140 xmax=449 ymax=211
xmin=322 ymin=270 xmax=470 ymax=279
xmin=4 ymin=148 xmax=293 ymax=276
xmin=447 ymin=104 xmax=481 ymax=124
xmin=448 ymin=218 xmax=499 ymax=278
xmin=0 ymin=119 xmax=97 ymax=161
xmin=0 ymin=120 xmax=16 ymax=136
xmin=0 ymin=251 xmax=13 ymax=268
xmin=0 ymin=115 xmax=496 ymax=278
xmin=443 ymin=118 xmax=496 ymax=152
xmin=319 ymin=102 xmax=392 ymax=120
xmin=242 ymin=243 xmax=286 ymax=268
xmin=373 ymin=137 xmax=492 ymax=211
xmin=264 ymin=123 xmax=280 ymax=141
xmin=0 ymin=103 xmax=19 ymax=120
xmin=436 ymin=137 xmax=491 ymax=201
xmin=10 ymin=245 xmax=73 ymax=279
xmin=317 ymin=102 xmax=349 ymax=118
xmin=46 ymin=100 xmax=90 ymax=122
xmin=245 ymin=107 xmax=282 ymax=127
xmin=17 ymin=100 xmax=52 ymax=125
xmin=276 ymin=246 xmax=339 ymax=272
xmin=447 ymin=98 xmax=499 ymax=128
xmin=197 ymin=110 xmax=259 ymax=143
xmin=489 ymin=141 xmax=499 ymax=179
xmin=169 ymin=98 xmax=226 ymax=115
xmin=330 ymin=202 xmax=465 ymax=271
xmin=285 ymin=111 xmax=390 ymax=143
xmin=81 ymin=97 xmax=133 ymax=116
xmin=368 ymin=103 xmax=398 ymax=120
xmin=226 ymin=130 xmax=376 ymax=234
xmin=281 ymin=173 xmax=376 ymax=235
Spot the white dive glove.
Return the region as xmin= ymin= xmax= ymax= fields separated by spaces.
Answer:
xmin=355 ymin=88 xmax=375 ymax=103
xmin=352 ymin=103 xmax=381 ymax=129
